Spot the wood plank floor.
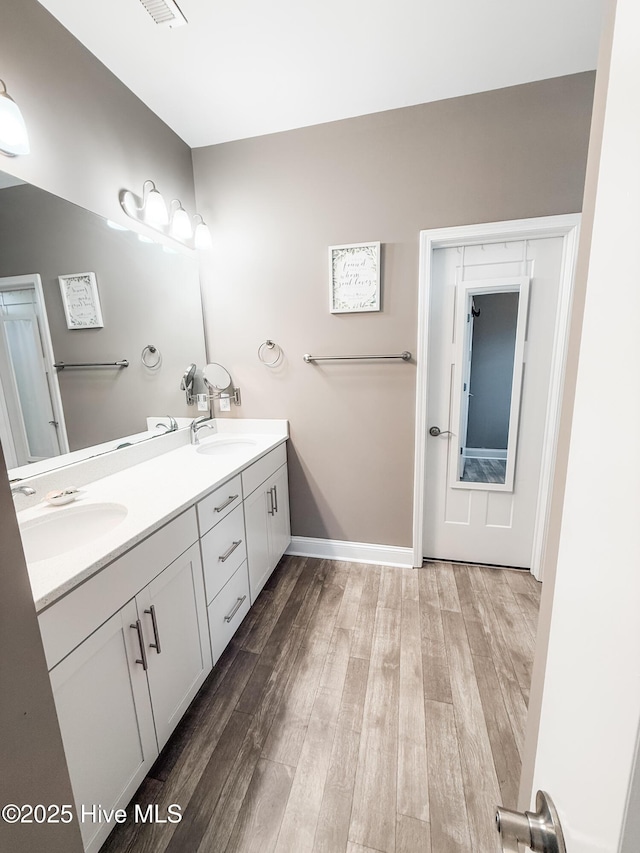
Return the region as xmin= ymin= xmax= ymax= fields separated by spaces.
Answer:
xmin=102 ymin=556 xmax=541 ymax=853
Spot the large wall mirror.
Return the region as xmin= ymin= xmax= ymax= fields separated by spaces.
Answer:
xmin=450 ymin=276 xmax=530 ymax=492
xmin=0 ymin=171 xmax=207 ymax=480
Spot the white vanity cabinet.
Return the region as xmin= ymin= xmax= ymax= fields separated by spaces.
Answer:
xmin=242 ymin=444 xmax=291 ymax=603
xmin=34 ymin=436 xmax=290 ymax=852
xmin=39 ymin=510 xmax=211 ymax=853
xmin=49 ymin=600 xmax=158 ymax=853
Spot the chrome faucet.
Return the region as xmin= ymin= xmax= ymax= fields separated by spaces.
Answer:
xmin=190 ymin=416 xmax=215 ymax=445
xmin=11 ymin=485 xmax=36 ymax=498
xmin=155 ymin=416 xmax=178 ymax=434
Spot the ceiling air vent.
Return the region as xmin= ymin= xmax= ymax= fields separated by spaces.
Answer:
xmin=138 ymin=0 xmax=188 ymax=28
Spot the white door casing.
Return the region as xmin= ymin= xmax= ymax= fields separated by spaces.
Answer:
xmin=413 ymin=214 xmax=581 ymax=578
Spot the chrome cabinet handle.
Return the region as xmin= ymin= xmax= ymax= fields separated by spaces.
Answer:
xmin=267 ymin=487 xmax=275 ymax=516
xmin=429 ymin=426 xmax=453 ymax=437
xmin=219 ymin=540 xmax=242 ymax=562
xmin=144 ymin=605 xmax=162 ymax=654
xmin=224 ymin=595 xmax=247 ymax=623
xmin=214 ymin=494 xmax=239 ymax=513
xmin=272 ymin=484 xmax=278 ymax=513
xmin=130 ymin=620 xmax=148 ymax=670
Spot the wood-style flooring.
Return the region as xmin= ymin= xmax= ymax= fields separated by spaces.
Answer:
xmin=461 ymin=457 xmax=507 ymax=484
xmin=102 ymin=556 xmax=541 ymax=853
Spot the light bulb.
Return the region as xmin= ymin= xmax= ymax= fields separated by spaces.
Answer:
xmin=0 ymin=81 xmax=29 ymax=157
xmin=142 ymin=181 xmax=169 ymax=227
xmin=193 ymin=215 xmax=213 ymax=250
xmin=170 ymin=201 xmax=192 ymax=241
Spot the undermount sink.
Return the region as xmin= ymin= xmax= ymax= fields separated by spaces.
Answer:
xmin=196 ymin=437 xmax=257 ymax=456
xmin=20 ymin=502 xmax=128 ymax=564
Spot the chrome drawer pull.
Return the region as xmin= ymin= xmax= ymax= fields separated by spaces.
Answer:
xmin=267 ymin=487 xmax=275 ymax=516
xmin=214 ymin=494 xmax=238 ymax=513
xmin=272 ymin=484 xmax=279 ymax=513
xmin=219 ymin=540 xmax=242 ymax=562
xmin=224 ymin=595 xmax=247 ymax=623
xmin=144 ymin=605 xmax=162 ymax=654
xmin=130 ymin=620 xmax=148 ymax=670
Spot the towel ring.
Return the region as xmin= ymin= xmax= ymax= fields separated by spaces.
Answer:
xmin=258 ymin=339 xmax=283 ymax=367
xmin=141 ymin=344 xmax=162 ymax=369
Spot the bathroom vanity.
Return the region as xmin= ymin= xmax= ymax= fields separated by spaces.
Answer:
xmin=15 ymin=420 xmax=290 ymax=853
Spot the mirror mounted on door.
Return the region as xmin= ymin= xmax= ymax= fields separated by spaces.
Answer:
xmin=450 ymin=276 xmax=530 ymax=492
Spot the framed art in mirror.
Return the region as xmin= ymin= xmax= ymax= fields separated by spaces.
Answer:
xmin=58 ymin=272 xmax=104 ymax=329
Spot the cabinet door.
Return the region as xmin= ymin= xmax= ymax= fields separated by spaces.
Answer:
xmin=269 ymin=464 xmax=291 ymax=567
xmin=49 ymin=599 xmax=157 ymax=853
xmin=138 ymin=542 xmax=212 ymax=750
xmin=244 ymin=482 xmax=272 ymax=603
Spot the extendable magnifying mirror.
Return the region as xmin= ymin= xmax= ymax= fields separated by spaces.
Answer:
xmin=203 ymin=362 xmax=232 ymax=392
xmin=203 ymin=363 xmax=241 ymax=406
xmin=180 ymin=363 xmax=197 ymax=405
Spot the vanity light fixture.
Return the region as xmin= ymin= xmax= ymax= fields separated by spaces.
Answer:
xmin=0 ymin=79 xmax=30 ymax=157
xmin=120 ymin=182 xmax=210 ymax=250
xmin=193 ymin=214 xmax=213 ymax=250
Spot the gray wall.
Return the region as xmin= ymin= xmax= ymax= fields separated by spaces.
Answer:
xmin=0 ymin=2 xmax=197 ymax=849
xmin=0 ymin=183 xmax=206 ymax=451
xmin=0 ymin=442 xmax=83 ymax=852
xmin=0 ymin=0 xmax=195 ymax=226
xmin=193 ymin=72 xmax=595 ymax=547
xmin=466 ymin=291 xmax=519 ymax=450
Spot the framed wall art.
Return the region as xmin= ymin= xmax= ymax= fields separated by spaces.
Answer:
xmin=329 ymin=241 xmax=380 ymax=313
xmin=58 ymin=272 xmax=104 ymax=329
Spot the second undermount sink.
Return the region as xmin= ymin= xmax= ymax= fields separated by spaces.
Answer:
xmin=196 ymin=437 xmax=257 ymax=456
xmin=20 ymin=502 xmax=128 ymax=564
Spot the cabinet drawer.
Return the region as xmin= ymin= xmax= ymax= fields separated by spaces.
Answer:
xmin=241 ymin=442 xmax=287 ymax=498
xmin=207 ymin=562 xmax=251 ymax=665
xmin=196 ymin=474 xmax=243 ymax=536
xmin=200 ymin=504 xmax=247 ymax=604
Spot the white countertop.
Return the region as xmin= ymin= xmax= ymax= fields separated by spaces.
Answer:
xmin=19 ymin=421 xmax=288 ymax=613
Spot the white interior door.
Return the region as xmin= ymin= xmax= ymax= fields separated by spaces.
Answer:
xmin=522 ymin=1 xmax=640 ymax=849
xmin=423 ymin=236 xmax=564 ymax=568
xmin=0 ymin=308 xmax=61 ymax=463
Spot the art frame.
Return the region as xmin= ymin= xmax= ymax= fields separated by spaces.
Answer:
xmin=329 ymin=241 xmax=381 ymax=313
xmin=58 ymin=272 xmax=104 ymax=329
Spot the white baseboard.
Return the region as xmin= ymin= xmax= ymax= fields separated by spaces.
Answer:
xmin=286 ymin=536 xmax=414 ymax=568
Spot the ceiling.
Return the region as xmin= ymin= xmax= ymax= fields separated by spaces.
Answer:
xmin=36 ymin=0 xmax=605 ymax=149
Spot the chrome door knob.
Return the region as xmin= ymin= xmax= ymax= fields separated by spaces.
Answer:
xmin=429 ymin=426 xmax=453 ymax=437
xmin=496 ymin=791 xmax=566 ymax=853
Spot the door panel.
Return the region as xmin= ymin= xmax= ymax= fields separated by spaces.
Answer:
xmin=526 ymin=2 xmax=640 ymax=849
xmin=49 ymin=600 xmax=157 ymax=852
xmin=141 ymin=543 xmax=211 ymax=750
xmin=424 ymin=237 xmax=563 ymax=568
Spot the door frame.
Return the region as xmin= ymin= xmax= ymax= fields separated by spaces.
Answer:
xmin=0 ymin=273 xmax=69 ymax=461
xmin=412 ymin=214 xmax=581 ymax=579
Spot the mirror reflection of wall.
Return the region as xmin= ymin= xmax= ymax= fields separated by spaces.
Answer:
xmin=0 ymin=172 xmax=207 ymax=473
xmin=462 ymin=291 xmax=519 ymax=484
xmin=452 ymin=277 xmax=529 ymax=492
